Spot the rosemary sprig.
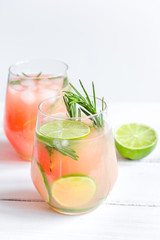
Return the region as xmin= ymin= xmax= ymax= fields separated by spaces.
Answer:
xmin=9 ymin=80 xmax=22 ymax=85
xmin=52 ymin=141 xmax=78 ymax=160
xmin=62 ymin=77 xmax=69 ymax=88
xmin=9 ymin=73 xmax=66 ymax=85
xmin=63 ymin=95 xmax=77 ymax=118
xmin=78 ymin=108 xmax=81 ymax=119
xmin=9 ymin=72 xmax=30 ymax=85
xmin=34 ymin=72 xmax=42 ymax=81
xmin=47 ymin=139 xmax=79 ymax=161
xmin=48 ymin=76 xmax=62 ymax=80
xmin=22 ymin=72 xmax=29 ymax=77
xmin=36 ymin=72 xmax=42 ymax=77
xmin=45 ymin=145 xmax=54 ymax=164
xmin=64 ymin=80 xmax=104 ymax=128
xmin=37 ymin=133 xmax=79 ymax=161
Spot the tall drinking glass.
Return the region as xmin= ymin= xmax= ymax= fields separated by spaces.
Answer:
xmin=4 ymin=59 xmax=69 ymax=161
xmin=31 ymin=95 xmax=117 ymax=215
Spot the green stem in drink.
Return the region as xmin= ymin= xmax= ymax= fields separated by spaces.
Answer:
xmin=22 ymin=72 xmax=30 ymax=77
xmin=34 ymin=72 xmax=42 ymax=81
xmin=45 ymin=145 xmax=55 ymax=171
xmin=63 ymin=77 xmax=69 ymax=88
xmin=48 ymin=76 xmax=62 ymax=80
xmin=36 ymin=72 xmax=42 ymax=77
xmin=9 ymin=80 xmax=22 ymax=85
xmin=23 ymin=118 xmax=36 ymax=127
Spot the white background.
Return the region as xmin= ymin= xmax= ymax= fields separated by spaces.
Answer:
xmin=0 ymin=0 xmax=160 ymax=103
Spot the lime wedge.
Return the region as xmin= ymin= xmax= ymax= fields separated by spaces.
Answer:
xmin=38 ymin=120 xmax=91 ymax=140
xmin=51 ymin=175 xmax=97 ymax=208
xmin=115 ymin=123 xmax=158 ymax=160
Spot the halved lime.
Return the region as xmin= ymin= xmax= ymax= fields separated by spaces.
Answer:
xmin=115 ymin=123 xmax=158 ymax=160
xmin=51 ymin=175 xmax=97 ymax=208
xmin=38 ymin=120 xmax=91 ymax=140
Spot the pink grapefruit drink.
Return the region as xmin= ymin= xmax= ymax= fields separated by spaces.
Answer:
xmin=4 ymin=60 xmax=69 ymax=160
xmin=31 ymin=86 xmax=117 ymax=215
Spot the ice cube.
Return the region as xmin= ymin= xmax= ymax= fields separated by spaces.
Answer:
xmin=37 ymin=86 xmax=46 ymax=93
xmin=62 ymin=140 xmax=69 ymax=147
xmin=21 ymin=90 xmax=36 ymax=104
xmin=50 ymin=85 xmax=61 ymax=91
xmin=21 ymin=79 xmax=35 ymax=87
xmin=12 ymin=84 xmax=24 ymax=91
xmin=22 ymin=85 xmax=37 ymax=91
xmin=8 ymin=85 xmax=16 ymax=94
xmin=8 ymin=84 xmax=24 ymax=95
xmin=39 ymin=79 xmax=51 ymax=85
xmin=41 ymin=89 xmax=57 ymax=99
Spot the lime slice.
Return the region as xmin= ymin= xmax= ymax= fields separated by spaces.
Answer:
xmin=51 ymin=175 xmax=97 ymax=208
xmin=115 ymin=123 xmax=158 ymax=160
xmin=38 ymin=120 xmax=91 ymax=140
xmin=31 ymin=160 xmax=51 ymax=202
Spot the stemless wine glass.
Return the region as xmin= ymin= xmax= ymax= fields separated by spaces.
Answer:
xmin=31 ymin=95 xmax=117 ymax=215
xmin=4 ymin=59 xmax=69 ymax=161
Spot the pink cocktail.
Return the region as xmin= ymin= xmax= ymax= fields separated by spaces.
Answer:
xmin=4 ymin=60 xmax=69 ymax=160
xmin=31 ymin=93 xmax=117 ymax=215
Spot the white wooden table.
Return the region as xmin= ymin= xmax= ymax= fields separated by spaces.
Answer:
xmin=0 ymin=102 xmax=160 ymax=240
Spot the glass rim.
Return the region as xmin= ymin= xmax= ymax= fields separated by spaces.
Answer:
xmin=38 ymin=95 xmax=108 ymax=121
xmin=8 ymin=59 xmax=68 ymax=78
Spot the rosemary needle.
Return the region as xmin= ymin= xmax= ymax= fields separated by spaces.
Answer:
xmin=64 ymin=80 xmax=104 ymax=128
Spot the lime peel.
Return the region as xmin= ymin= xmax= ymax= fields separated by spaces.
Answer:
xmin=32 ymin=160 xmax=51 ymax=202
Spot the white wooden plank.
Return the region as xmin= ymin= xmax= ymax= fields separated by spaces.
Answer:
xmin=0 ymin=101 xmax=160 ymax=240
xmin=1 ymin=160 xmax=160 ymax=205
xmin=0 ymin=203 xmax=160 ymax=240
xmin=107 ymin=162 xmax=160 ymax=205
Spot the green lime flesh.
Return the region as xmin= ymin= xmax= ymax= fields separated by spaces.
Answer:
xmin=51 ymin=174 xmax=97 ymax=209
xmin=36 ymin=120 xmax=91 ymax=147
xmin=115 ymin=123 xmax=158 ymax=160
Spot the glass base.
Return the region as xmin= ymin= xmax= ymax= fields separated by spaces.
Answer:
xmin=49 ymin=204 xmax=97 ymax=216
xmin=18 ymin=152 xmax=32 ymax=161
